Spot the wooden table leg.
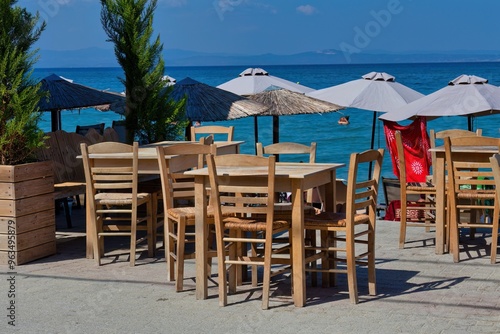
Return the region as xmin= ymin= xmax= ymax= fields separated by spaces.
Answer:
xmin=434 ymin=154 xmax=446 ymax=254
xmin=291 ymin=178 xmax=305 ymax=307
xmin=194 ymin=175 xmax=208 ymax=300
xmin=85 ymin=184 xmax=93 ymax=259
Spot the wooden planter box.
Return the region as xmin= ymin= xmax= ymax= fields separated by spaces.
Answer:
xmin=0 ymin=161 xmax=56 ymax=265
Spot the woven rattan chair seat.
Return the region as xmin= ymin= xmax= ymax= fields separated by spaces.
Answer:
xmin=304 ymin=211 xmax=370 ymax=227
xmin=95 ymin=192 xmax=150 ymax=206
xmin=406 ymin=182 xmax=436 ymax=192
xmin=166 ymin=206 xmax=233 ymax=220
xmin=223 ymin=216 xmax=289 ymax=232
xmin=457 ymin=189 xmax=495 ymax=200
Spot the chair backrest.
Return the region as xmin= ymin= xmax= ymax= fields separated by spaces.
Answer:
xmin=444 ymin=135 xmax=500 ymax=213
xmin=489 ymin=153 xmax=500 ymax=202
xmin=207 ymin=153 xmax=277 ymax=228
xmin=256 ymin=142 xmax=316 ymax=163
xmin=190 ymin=125 xmax=234 ymax=142
xmin=76 ymin=123 xmax=105 ymax=136
xmin=429 ymin=128 xmax=482 ymax=176
xmin=394 ymin=130 xmax=409 ymax=190
xmin=80 ymin=141 xmax=139 ymax=210
xmin=103 ymin=127 xmax=120 ymax=142
xmin=112 ymin=120 xmax=127 ymax=143
xmin=345 ymin=148 xmax=384 ymax=221
xmin=156 ymin=142 xmax=217 ymax=209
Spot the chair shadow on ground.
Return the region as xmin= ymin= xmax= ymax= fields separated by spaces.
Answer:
xmin=303 ymin=258 xmax=468 ymax=306
xmin=457 ymin=230 xmax=499 ymax=263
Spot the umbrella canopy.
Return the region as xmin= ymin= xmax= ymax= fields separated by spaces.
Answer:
xmin=217 ymin=67 xmax=314 ymax=95
xmin=379 ymin=74 xmax=500 ymax=130
xmin=162 ymin=75 xmax=176 ymax=86
xmin=218 ymin=68 xmax=317 ymax=145
xmin=38 ymin=74 xmax=126 ymax=131
xmin=247 ymin=86 xmax=344 ymax=143
xmin=169 ymin=77 xmax=268 ymax=122
xmin=308 ymin=72 xmax=424 ymax=150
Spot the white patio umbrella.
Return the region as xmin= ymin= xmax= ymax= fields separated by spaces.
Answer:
xmin=379 ymin=74 xmax=500 ymax=130
xmin=218 ymin=67 xmax=314 ymax=95
xmin=217 ymin=68 xmax=316 ymax=146
xmin=308 ymin=72 xmax=424 ymax=151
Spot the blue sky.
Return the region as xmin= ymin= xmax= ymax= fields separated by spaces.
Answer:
xmin=17 ymin=0 xmax=500 ymax=55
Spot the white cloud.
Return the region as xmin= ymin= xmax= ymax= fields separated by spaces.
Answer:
xmin=296 ymin=5 xmax=316 ymax=15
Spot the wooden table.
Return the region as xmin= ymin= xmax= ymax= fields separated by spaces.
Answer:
xmin=81 ymin=141 xmax=243 ymax=258
xmin=185 ymin=162 xmax=345 ymax=307
xmin=429 ymin=145 xmax=498 ymax=254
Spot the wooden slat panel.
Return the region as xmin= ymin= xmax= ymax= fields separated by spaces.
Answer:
xmin=0 ymin=241 xmax=56 ymax=265
xmin=0 ymin=210 xmax=54 ymax=234
xmin=0 ymin=176 xmax=54 ymax=200
xmin=0 ymin=225 xmax=55 ymax=251
xmin=0 ymin=193 xmax=54 ymax=217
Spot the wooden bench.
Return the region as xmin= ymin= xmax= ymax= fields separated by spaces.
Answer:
xmin=35 ymin=128 xmax=120 ymax=227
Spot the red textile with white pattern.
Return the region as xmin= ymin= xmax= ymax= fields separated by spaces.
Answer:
xmin=383 ymin=117 xmax=431 ymax=182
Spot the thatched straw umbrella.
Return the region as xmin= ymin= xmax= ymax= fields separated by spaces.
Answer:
xmin=247 ymin=86 xmax=344 ymax=144
xmin=169 ymin=77 xmax=269 ymax=122
xmin=37 ymin=74 xmax=125 ymax=131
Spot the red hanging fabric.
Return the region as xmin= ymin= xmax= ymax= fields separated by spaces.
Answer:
xmin=383 ymin=117 xmax=431 ymax=183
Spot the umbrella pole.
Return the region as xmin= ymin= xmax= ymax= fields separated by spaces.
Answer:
xmin=468 ymin=116 xmax=473 ymax=131
xmin=368 ymin=111 xmax=377 ymax=179
xmin=51 ymin=110 xmax=61 ymax=132
xmin=273 ymin=115 xmax=279 ymax=161
xmin=254 ymin=115 xmax=259 ymax=154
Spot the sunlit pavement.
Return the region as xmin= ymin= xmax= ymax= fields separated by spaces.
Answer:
xmin=1 ymin=206 xmax=499 ymax=333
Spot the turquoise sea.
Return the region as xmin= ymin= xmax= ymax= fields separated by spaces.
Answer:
xmin=33 ymin=62 xmax=500 ymax=202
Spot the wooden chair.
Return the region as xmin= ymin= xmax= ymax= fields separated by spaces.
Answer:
xmin=429 ymin=128 xmax=482 ymax=181
xmin=156 ymin=141 xmax=228 ymax=292
xmin=80 ymin=141 xmax=154 ymax=266
xmin=303 ymin=148 xmax=384 ymax=304
xmin=395 ymin=130 xmax=437 ymax=248
xmin=140 ymin=135 xmax=215 ymax=253
xmin=103 ymin=127 xmax=120 ymax=142
xmin=256 ymin=141 xmax=321 ymax=211
xmin=207 ymin=153 xmax=291 ymax=309
xmin=112 ymin=120 xmax=127 ymax=143
xmin=190 ymin=125 xmax=234 ymax=142
xmin=76 ymin=123 xmax=105 ymax=137
xmin=445 ymin=136 xmax=500 ymax=264
xmin=487 ymin=153 xmax=500 ymax=264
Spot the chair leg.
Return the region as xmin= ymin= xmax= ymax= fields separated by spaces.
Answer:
xmin=367 ymin=223 xmax=376 ymax=296
xmin=228 ymin=230 xmax=238 ymax=294
xmin=261 ymin=232 xmax=273 ymax=310
xmin=151 ymin=192 xmax=158 ymax=251
xmin=490 ymin=209 xmax=499 ymax=264
xmin=175 ymin=218 xmax=186 ymax=292
xmin=399 ymin=200 xmax=408 ymax=249
xmin=450 ymin=208 xmax=460 ymax=263
xmin=215 ymin=227 xmax=228 ymax=307
xmin=166 ymin=219 xmax=175 ymax=282
xmin=250 ymin=232 xmax=258 ymax=287
xmin=345 ymin=230 xmax=358 ymax=304
xmin=130 ymin=215 xmax=137 ymax=267
xmin=147 ymin=200 xmax=154 ymax=257
xmin=93 ymin=215 xmax=102 ymax=266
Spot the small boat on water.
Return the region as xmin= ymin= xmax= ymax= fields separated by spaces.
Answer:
xmin=338 ymin=115 xmax=350 ymax=125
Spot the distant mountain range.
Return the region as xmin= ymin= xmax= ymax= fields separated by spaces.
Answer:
xmin=35 ymin=47 xmax=500 ymax=68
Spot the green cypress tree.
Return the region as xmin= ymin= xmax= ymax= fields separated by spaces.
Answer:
xmin=0 ymin=0 xmax=46 ymax=165
xmin=100 ymin=0 xmax=187 ymax=144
